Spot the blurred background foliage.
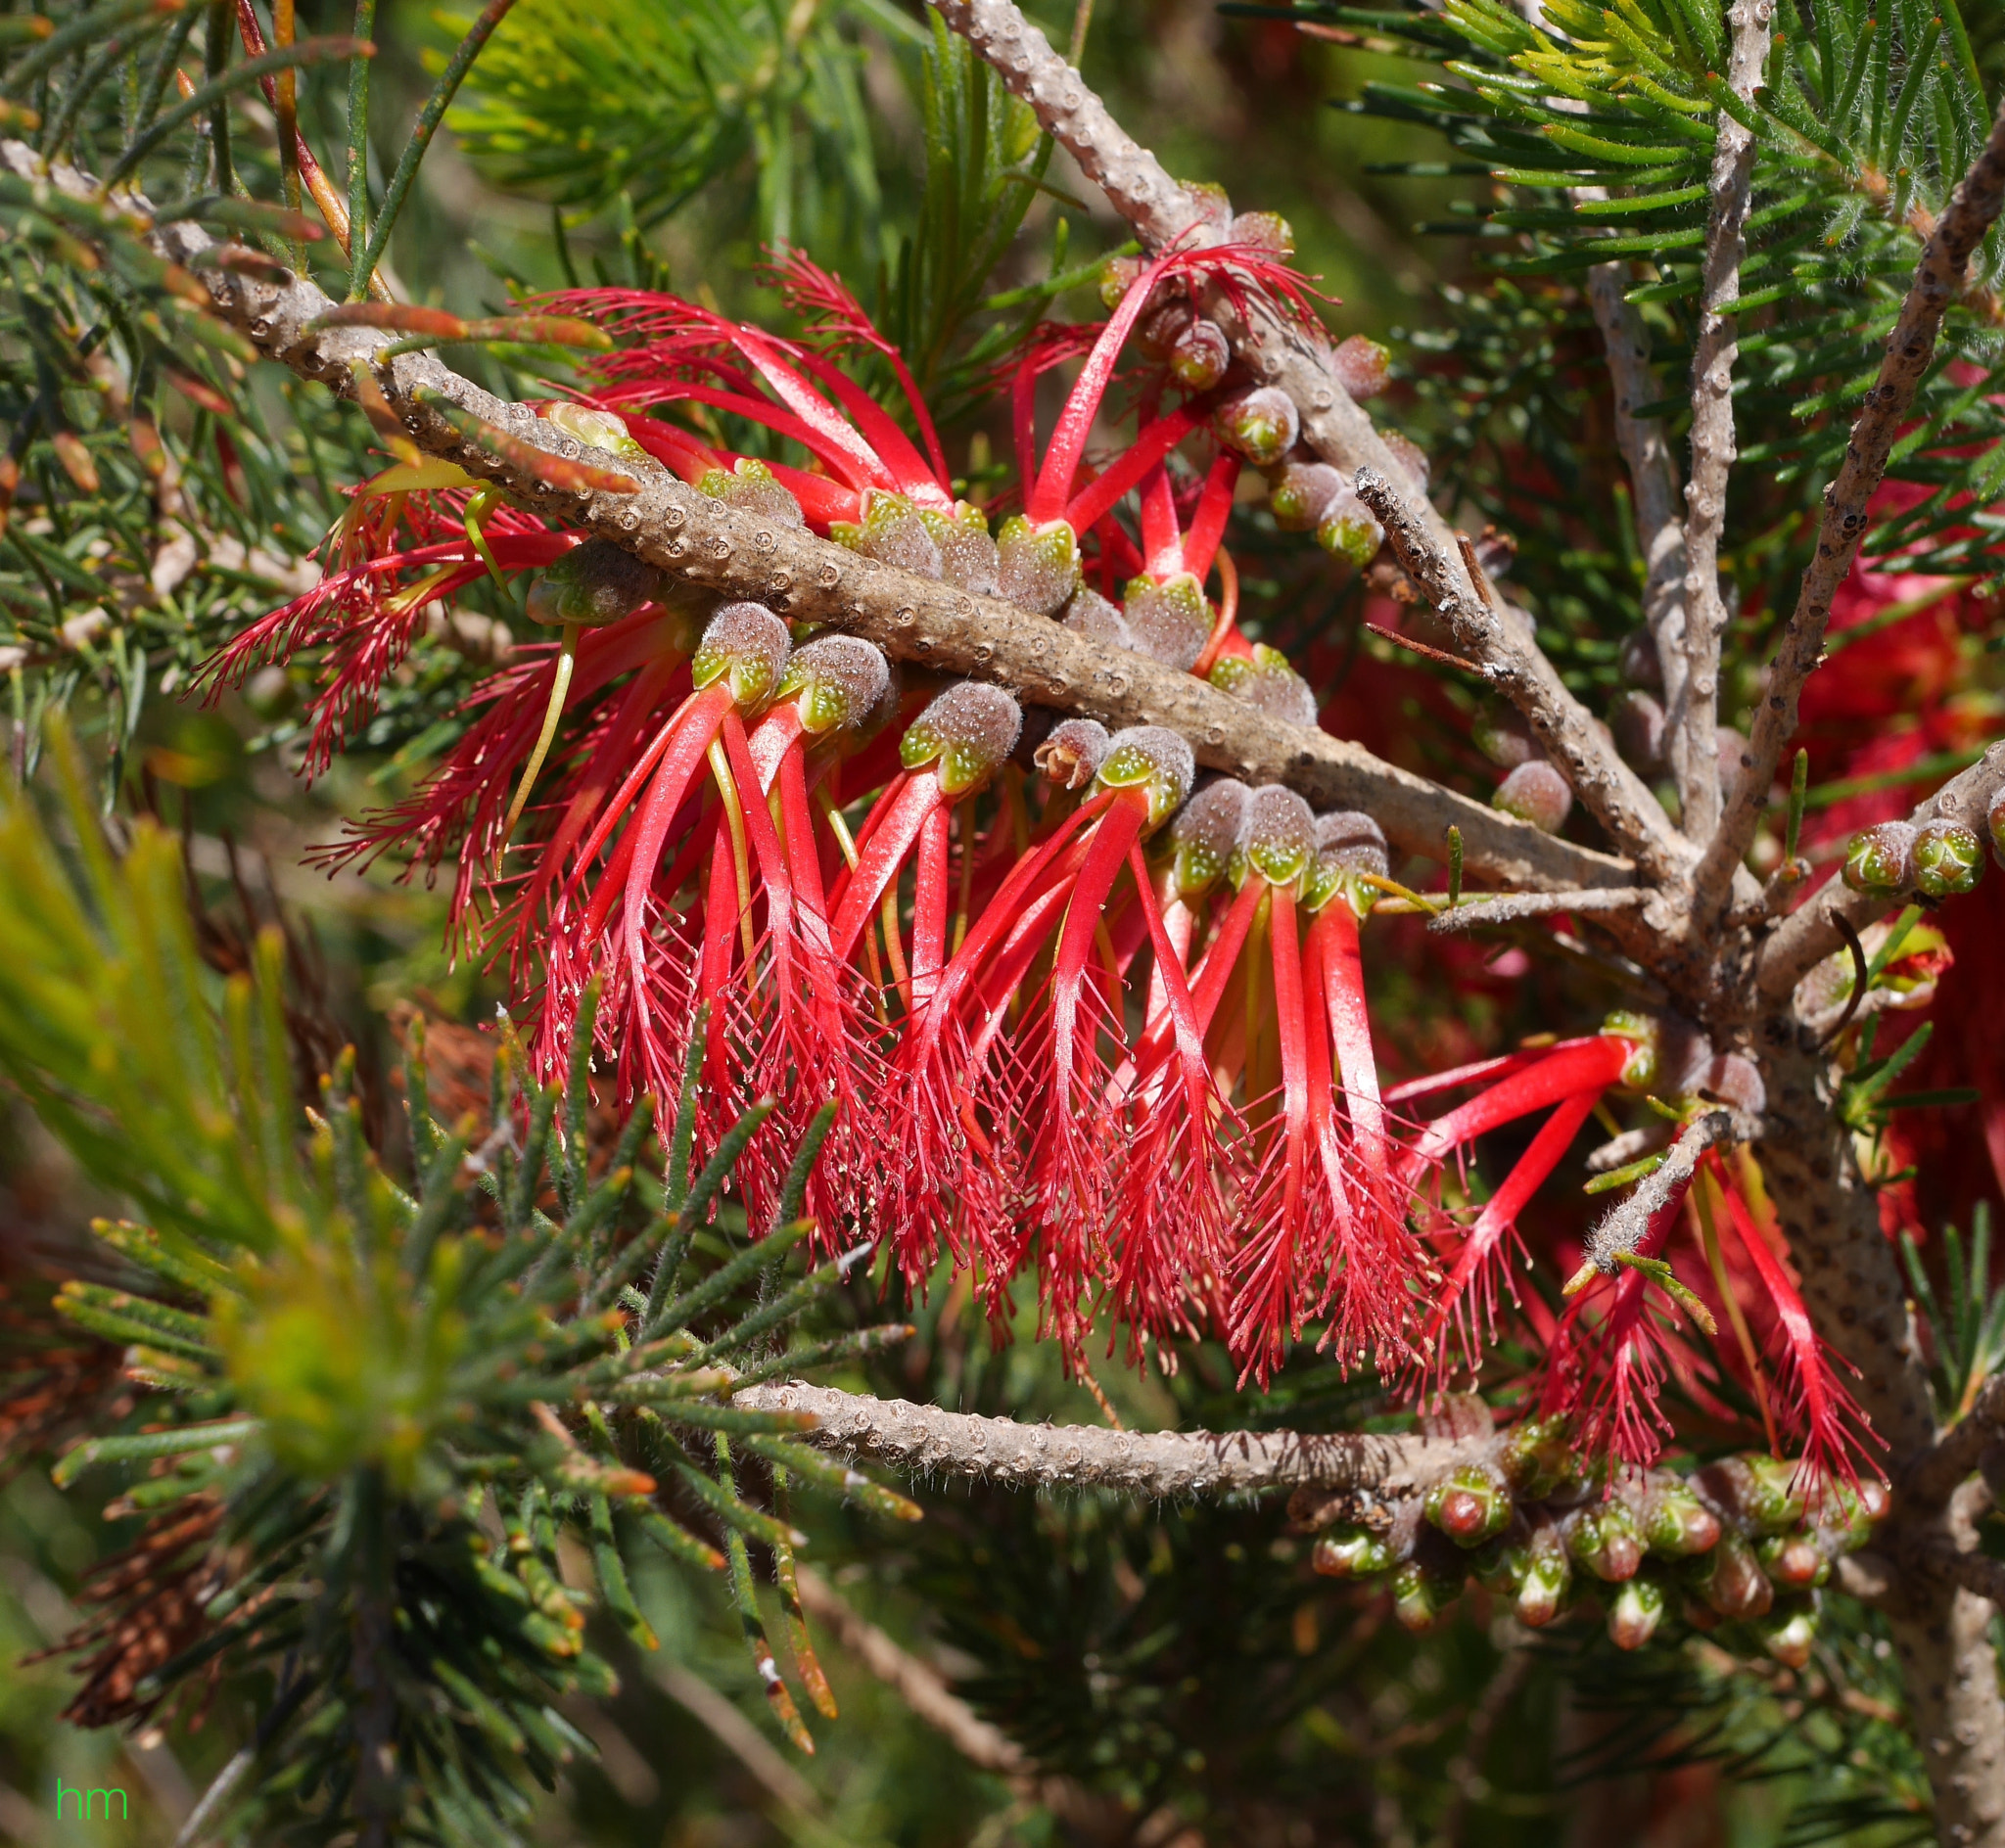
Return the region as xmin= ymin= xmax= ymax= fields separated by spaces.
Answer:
xmin=2 ymin=0 xmax=2003 ymax=1841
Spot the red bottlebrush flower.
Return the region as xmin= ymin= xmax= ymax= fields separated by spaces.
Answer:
xmin=1392 ymin=1023 xmax=1655 ymax=1381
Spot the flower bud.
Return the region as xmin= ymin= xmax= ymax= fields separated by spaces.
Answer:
xmin=1390 ymin=1557 xmax=1460 ymax=1633
xmin=1096 ymin=725 xmax=1196 ymax=829
xmin=1495 ymin=1416 xmax=1574 ymax=1501
xmin=1619 ymin=627 xmax=1663 ymax=692
xmin=526 ymin=538 xmax=667 ymax=628
xmin=1990 ymin=786 xmax=2005 ymax=868
xmin=1269 ymin=461 xmax=1344 ymax=532
xmin=1035 ymin=717 xmax=1111 ymax=791
xmin=1209 ymin=644 xmax=1318 ymax=727
xmin=925 ymin=501 xmax=1001 ymax=599
xmin=1758 ymin=1600 xmax=1816 ymax=1670
xmin=1608 ymin=1573 xmax=1665 ymax=1651
xmin=1515 ymin=1527 xmax=1571 ymax=1628
xmin=996 ymin=515 xmax=1082 ymax=617
xmin=1098 ymin=254 xmax=1145 ymax=312
xmin=1842 ymin=820 xmax=1916 ymax=897
xmin=1169 ymin=317 xmax=1231 ymax=392
xmin=1214 ymin=388 xmax=1299 ymax=467
xmin=1138 ymin=301 xmax=1192 ymax=360
xmin=1493 ymin=760 xmax=1572 ymax=834
xmin=698 ymin=455 xmax=805 ymax=528
xmin=691 ymin=602 xmax=791 ymax=710
xmin=1565 ymin=1500 xmax=1642 ymax=1582
xmin=1332 ymin=334 xmax=1391 ymax=400
xmin=542 ymin=401 xmax=648 ymax=462
xmin=1230 ymin=209 xmax=1294 ymax=255
xmin=1306 ymin=808 xmax=1389 ymax=914
xmin=1601 ymin=1012 xmax=1664 ymax=1090
xmin=1063 ymin=586 xmax=1136 ymax=651
xmin=840 ymin=490 xmax=942 ymax=578
xmin=1611 ymin=690 xmax=1666 ymax=774
xmin=1471 ymin=697 xmax=1539 ymax=770
xmin=1310 ymin=1523 xmax=1394 ymax=1578
xmin=1123 ymin=572 xmax=1212 ymax=672
xmin=1640 ymin=1479 xmax=1721 ymax=1557
xmin=1169 ymin=778 xmax=1251 ymax=898
xmin=900 ymin=682 xmax=1023 ymax=796
xmin=1423 ymin=1464 xmax=1513 ymax=1548
xmin=1183 ymin=179 xmax=1233 ymax=228
xmin=1755 ymin=1531 xmax=1830 ymax=1590
xmin=1240 ymin=784 xmax=1318 ymax=889
xmin=1912 ymin=819 xmax=1982 ymax=899
xmin=1316 ymin=487 xmax=1384 ymax=567
xmin=1382 ymin=430 xmax=1430 ymax=495
xmin=1699 ymin=1050 xmax=1765 ymax=1116
xmin=774 ymin=634 xmax=889 ymax=737
xmin=1689 ymin=1530 xmax=1772 ymax=1620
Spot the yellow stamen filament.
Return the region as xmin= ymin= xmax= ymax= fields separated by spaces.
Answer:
xmin=503 ymin=625 xmax=579 ymax=838
xmin=708 ymin=737 xmax=757 ymax=967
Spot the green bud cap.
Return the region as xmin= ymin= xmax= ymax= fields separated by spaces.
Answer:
xmin=1229 ymin=209 xmax=1294 ymax=256
xmin=1640 ymin=1479 xmax=1720 ymax=1556
xmin=1990 ymin=786 xmax=2005 ymax=867
xmin=1515 ymin=1530 xmax=1571 ymax=1628
xmin=1123 ymin=572 xmax=1212 ymax=673
xmin=899 ymin=682 xmax=1023 ymax=797
xmin=1168 ymin=779 xmax=1251 ymax=899
xmin=1317 ymin=504 xmax=1385 ymax=568
xmin=1566 ymin=1499 xmax=1642 ymax=1582
xmin=774 ymin=634 xmax=890 ymax=736
xmin=1607 ymin=1574 xmax=1665 ymax=1651
xmin=526 ymin=538 xmax=668 ymax=628
xmin=1912 ymin=819 xmax=1982 ymax=899
xmin=1238 ymin=784 xmax=1317 ymax=890
xmin=1209 ymin=645 xmax=1318 ymax=728
xmin=1390 ymin=1558 xmax=1458 ymax=1633
xmin=1758 ymin=1600 xmax=1816 ymax=1670
xmin=849 ymin=490 xmax=942 ymax=578
xmin=1094 ymin=726 xmax=1195 ymax=831
xmin=1331 ymin=335 xmax=1392 ymax=400
xmin=1423 ymin=1464 xmax=1513 ymax=1548
xmin=1310 ymin=1523 xmax=1395 ymax=1579
xmin=1214 ymin=386 xmax=1299 ymax=468
xmin=690 ymin=602 xmax=791 ymax=710
xmin=1755 ymin=1531 xmax=1830 ymax=1590
xmin=542 ymin=401 xmax=648 ymax=462
xmin=1168 ymin=317 xmax=1230 ymax=391
xmin=1098 ymin=254 xmax=1145 ymax=312
xmin=1737 ymin=1455 xmax=1807 ymax=1533
xmin=1842 ymin=821 xmax=1916 ymax=897
xmin=698 ymin=456 xmax=805 ymax=529
xmin=923 ymin=501 xmax=1000 ymax=598
xmin=1270 ymin=461 xmax=1344 ymax=532
xmin=1601 ymin=1011 xmax=1660 ymax=1091
xmin=996 ymin=515 xmax=1082 ymax=617
xmin=1496 ymin=1415 xmax=1575 ymax=1501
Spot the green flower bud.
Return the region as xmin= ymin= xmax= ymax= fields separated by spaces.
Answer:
xmin=1230 ymin=209 xmax=1294 ymax=256
xmin=842 ymin=490 xmax=942 ymax=578
xmin=773 ymin=634 xmax=889 ymax=737
xmin=1423 ymin=1464 xmax=1513 ymax=1548
xmin=1168 ymin=317 xmax=1231 ymax=391
xmin=690 ymin=603 xmax=791 ymax=710
xmin=1390 ymin=1557 xmax=1461 ymax=1633
xmin=1123 ymin=572 xmax=1211 ymax=673
xmin=1269 ymin=461 xmax=1344 ymax=532
xmin=1640 ymin=1479 xmax=1720 ymax=1557
xmin=697 ymin=455 xmax=805 ymax=528
xmin=1310 ymin=1523 xmax=1395 ymax=1578
xmin=1167 ymin=779 xmax=1251 ymax=899
xmin=1316 ymin=493 xmax=1384 ymax=567
xmin=1842 ymin=821 xmax=1916 ymax=897
xmin=996 ymin=516 xmax=1082 ymax=617
xmin=1755 ymin=1531 xmax=1830 ymax=1590
xmin=1214 ymin=387 xmax=1299 ymax=468
xmin=1515 ymin=1528 xmax=1571 ymax=1628
xmin=1095 ymin=726 xmax=1196 ymax=831
xmin=1601 ymin=1012 xmax=1661 ymax=1091
xmin=1912 ymin=819 xmax=1982 ymax=899
xmin=526 ymin=538 xmax=667 ymax=628
xmin=1493 ymin=760 xmax=1572 ymax=834
xmin=1566 ymin=1499 xmax=1642 ymax=1583
xmin=1607 ymin=1573 xmax=1666 ymax=1651
xmin=1471 ymin=697 xmax=1539 ymax=770
xmin=1305 ymin=809 xmax=1390 ymax=917
xmin=542 ymin=401 xmax=648 ymax=462
xmin=1236 ymin=784 xmax=1317 ymax=890
xmin=899 ymin=682 xmax=1023 ymax=797
xmin=1496 ymin=1416 xmax=1576 ymax=1501
xmin=1209 ymin=645 xmax=1318 ymax=728
xmin=1098 ymin=254 xmax=1144 ymax=312
xmin=921 ymin=501 xmax=1000 ymax=598
xmin=1688 ymin=1530 xmax=1772 ymax=1621
xmin=1758 ymin=1599 xmax=1816 ymax=1670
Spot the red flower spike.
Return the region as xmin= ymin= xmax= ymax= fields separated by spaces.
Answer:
xmin=1709 ymin=1157 xmax=1879 ymax=1493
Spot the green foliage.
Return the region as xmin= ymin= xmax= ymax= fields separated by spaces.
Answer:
xmin=443 ymin=0 xmax=929 ymax=258
xmin=0 ymin=753 xmax=914 ymax=1839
